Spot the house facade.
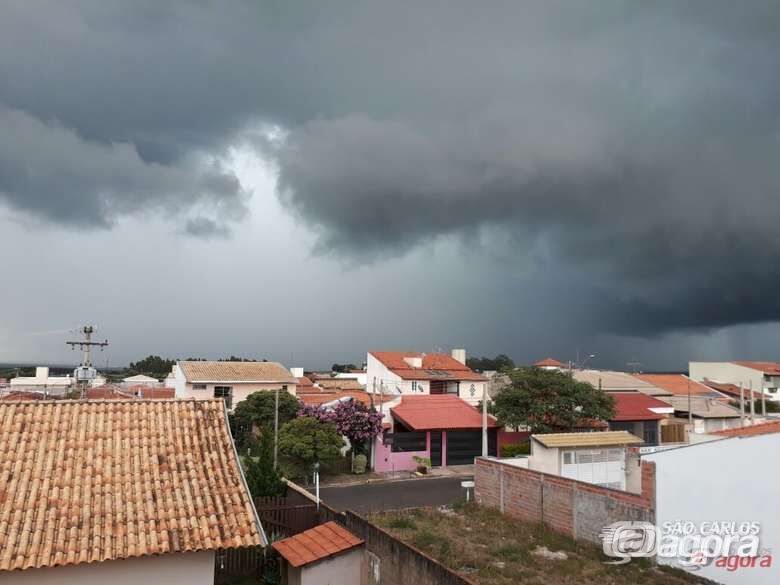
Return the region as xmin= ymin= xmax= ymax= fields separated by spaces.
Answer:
xmin=0 ymin=398 xmax=264 ymax=584
xmin=366 ymin=349 xmax=487 ymax=405
xmin=689 ymin=361 xmax=780 ymax=402
xmin=167 ymin=360 xmax=297 ymax=409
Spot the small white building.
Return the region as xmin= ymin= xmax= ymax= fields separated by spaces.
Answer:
xmin=9 ymin=366 xmax=72 ymax=393
xmin=121 ymin=373 xmax=160 ymax=385
xmin=689 ymin=361 xmax=780 ymax=402
xmin=167 ymin=360 xmax=297 ymax=410
xmin=366 ymin=349 xmax=487 ymax=405
xmin=527 ymin=431 xmax=643 ymax=491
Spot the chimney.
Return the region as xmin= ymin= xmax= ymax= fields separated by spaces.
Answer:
xmin=451 ymin=349 xmax=466 ymax=365
xmin=290 ymin=367 xmax=304 ymax=379
xmin=403 ymin=356 xmax=423 ymax=368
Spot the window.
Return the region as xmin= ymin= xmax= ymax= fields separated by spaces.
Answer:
xmin=214 ymin=386 xmax=233 ymax=409
xmin=390 ymin=432 xmax=427 ymax=452
xmin=192 ymin=384 xmax=207 ymax=391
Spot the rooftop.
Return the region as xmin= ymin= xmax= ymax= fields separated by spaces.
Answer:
xmin=732 ymin=361 xmax=780 ymax=375
xmin=713 ymin=420 xmax=780 ymax=438
xmin=533 ymin=430 xmax=643 ymax=449
xmin=0 ymin=399 xmax=264 ymax=572
xmin=633 ymin=374 xmax=719 ymax=397
xmin=610 ymin=392 xmax=674 ymax=421
xmin=391 ymin=395 xmax=498 ymax=431
xmin=300 ymin=390 xmax=373 ymax=408
xmin=370 ymin=351 xmax=485 ymax=381
xmin=658 ymin=395 xmax=741 ymax=418
xmin=178 ymin=360 xmax=296 ymax=383
xmin=702 ymin=379 xmax=765 ymax=401
xmin=573 ymin=370 xmax=672 ymax=396
xmin=272 ymin=521 xmax=362 ymax=568
xmin=533 ymin=357 xmax=564 ymax=367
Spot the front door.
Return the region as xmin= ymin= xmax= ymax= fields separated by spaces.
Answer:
xmin=430 ymin=431 xmax=442 ymax=467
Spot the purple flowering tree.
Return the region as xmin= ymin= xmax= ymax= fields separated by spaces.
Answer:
xmin=298 ymin=400 xmax=383 ymax=454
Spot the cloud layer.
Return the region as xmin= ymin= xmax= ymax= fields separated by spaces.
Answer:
xmin=3 ymin=1 xmax=780 ymax=337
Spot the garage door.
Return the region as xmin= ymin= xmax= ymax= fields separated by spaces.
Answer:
xmin=561 ymin=448 xmax=625 ymax=490
xmin=446 ymin=430 xmax=497 ymax=465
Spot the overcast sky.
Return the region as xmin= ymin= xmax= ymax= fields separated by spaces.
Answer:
xmin=2 ymin=1 xmax=780 ymax=370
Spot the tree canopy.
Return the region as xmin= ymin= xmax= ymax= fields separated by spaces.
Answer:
xmin=278 ymin=416 xmax=344 ymax=476
xmin=331 ymin=363 xmax=358 ymax=373
xmin=299 ymin=401 xmax=383 ymax=453
xmin=466 ymin=354 xmax=515 ymax=372
xmin=127 ymin=355 xmax=175 ymax=376
xmin=491 ymin=367 xmax=615 ymax=433
xmin=243 ymin=430 xmax=285 ymax=497
xmin=232 ymin=390 xmax=301 ymax=440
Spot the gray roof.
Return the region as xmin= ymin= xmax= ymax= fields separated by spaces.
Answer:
xmin=572 ymin=370 xmax=672 ymax=396
xmin=658 ymin=396 xmax=741 ymax=418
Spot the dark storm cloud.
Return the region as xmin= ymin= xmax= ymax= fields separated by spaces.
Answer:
xmin=3 ymin=1 xmax=780 ymax=335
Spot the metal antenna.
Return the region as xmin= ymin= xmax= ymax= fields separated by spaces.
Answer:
xmin=626 ymin=358 xmax=643 ymax=373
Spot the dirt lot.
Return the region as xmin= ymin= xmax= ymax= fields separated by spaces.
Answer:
xmin=372 ymin=504 xmax=705 ymax=585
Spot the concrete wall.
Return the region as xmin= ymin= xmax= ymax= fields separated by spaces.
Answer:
xmin=644 ymin=434 xmax=780 ymax=585
xmin=177 ymin=381 xmax=296 ymax=409
xmin=373 ymin=433 xmax=430 ymax=473
xmin=474 ymin=457 xmax=655 ymax=545
xmin=528 ymin=439 xmax=559 ymax=475
xmin=0 ymin=550 xmax=214 ymax=585
xmin=689 ymin=362 xmax=765 ymax=395
xmin=289 ymin=548 xmax=362 ymax=585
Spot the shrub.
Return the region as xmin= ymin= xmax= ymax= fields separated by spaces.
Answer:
xmin=501 ymin=442 xmax=530 ymax=457
xmin=354 ymin=453 xmax=367 ymax=474
xmin=387 ymin=516 xmax=416 ymax=530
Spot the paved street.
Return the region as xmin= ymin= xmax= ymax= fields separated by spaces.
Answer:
xmin=320 ymin=475 xmax=473 ymax=514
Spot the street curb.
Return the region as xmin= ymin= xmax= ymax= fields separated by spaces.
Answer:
xmin=320 ymin=472 xmax=475 ymax=489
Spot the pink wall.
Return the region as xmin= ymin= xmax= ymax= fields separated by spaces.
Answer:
xmin=373 ymin=433 xmax=430 ymax=472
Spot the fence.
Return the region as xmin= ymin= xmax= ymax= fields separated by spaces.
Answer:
xmin=214 ymin=492 xmax=318 ymax=583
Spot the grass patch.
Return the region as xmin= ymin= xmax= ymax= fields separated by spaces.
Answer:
xmin=372 ymin=504 xmax=706 ymax=585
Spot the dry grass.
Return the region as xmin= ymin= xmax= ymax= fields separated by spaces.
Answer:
xmin=372 ymin=504 xmax=704 ymax=585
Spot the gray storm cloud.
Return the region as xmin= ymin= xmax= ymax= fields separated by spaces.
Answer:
xmin=2 ymin=1 xmax=780 ymax=335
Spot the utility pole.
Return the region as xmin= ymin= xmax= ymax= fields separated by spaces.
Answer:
xmin=273 ymin=386 xmax=281 ymax=469
xmin=739 ymin=382 xmax=745 ymax=427
xmin=762 ymin=384 xmax=767 ymax=417
xmin=687 ymin=377 xmax=693 ymax=425
xmin=66 ymin=325 xmax=108 ymax=398
xmin=482 ymin=383 xmax=488 ymax=457
xmin=750 ymin=380 xmax=756 ymax=424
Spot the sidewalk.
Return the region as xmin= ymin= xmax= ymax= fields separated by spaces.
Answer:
xmin=320 ymin=464 xmax=475 ymax=487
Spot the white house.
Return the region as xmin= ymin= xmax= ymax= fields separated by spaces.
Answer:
xmin=166 ymin=360 xmax=297 ymax=410
xmin=366 ymin=349 xmax=487 ymax=406
xmin=643 ymin=423 xmax=780 ymax=585
xmin=121 ymin=373 xmax=160 ymax=385
xmin=9 ymin=366 xmax=72 ymax=394
xmin=689 ymin=361 xmax=780 ymax=402
xmin=0 ymin=398 xmax=265 ymax=584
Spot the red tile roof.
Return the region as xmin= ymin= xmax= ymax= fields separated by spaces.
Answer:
xmin=0 ymin=391 xmax=43 ymax=401
xmin=370 ymin=351 xmax=485 ymax=381
xmin=701 ymin=379 xmax=764 ymax=401
xmin=534 ymin=358 xmax=564 ymax=367
xmin=610 ymin=392 xmax=672 ymax=421
xmin=633 ymin=374 xmax=714 ymax=396
xmin=732 ymin=361 xmax=780 ymax=375
xmin=713 ymin=420 xmax=780 ymax=438
xmin=391 ymin=395 xmax=497 ymax=431
xmin=273 ymin=521 xmax=363 ymax=568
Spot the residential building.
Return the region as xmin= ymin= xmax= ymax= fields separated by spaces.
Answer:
xmin=120 ymin=373 xmax=160 ymax=386
xmin=633 ymin=373 xmax=725 ymax=398
xmin=526 ymin=431 xmax=643 ymax=491
xmin=533 ymin=357 xmax=565 ymax=370
xmin=166 ymin=360 xmax=297 ymax=409
xmin=689 ymin=361 xmax=780 ymax=401
xmin=0 ymin=398 xmax=264 ymax=584
xmin=366 ymin=349 xmax=487 ymax=405
xmin=573 ymin=369 xmax=672 ymax=397
xmin=9 ymin=366 xmax=72 ymax=393
xmin=658 ymin=395 xmax=742 ymax=434
xmin=334 ymin=369 xmax=367 ymax=386
xmin=315 ymin=378 xmax=365 ymax=392
xmin=374 ymin=394 xmax=498 ymax=472
xmin=608 ymin=391 xmax=674 ymax=445
xmin=299 ymin=390 xmax=374 ymax=409
xmin=273 ymin=521 xmax=363 ymax=585
xmin=700 ymin=378 xmax=766 ymax=402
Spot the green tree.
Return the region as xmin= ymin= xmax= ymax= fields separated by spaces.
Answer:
xmin=278 ymin=416 xmax=343 ymax=478
xmin=331 ymin=363 xmax=358 ymax=373
xmin=232 ymin=391 xmax=301 ymax=447
xmin=491 ymin=367 xmax=615 ymax=433
xmin=466 ymin=354 xmax=515 ymax=372
xmin=127 ymin=355 xmax=176 ymax=377
xmin=243 ymin=430 xmax=285 ymax=497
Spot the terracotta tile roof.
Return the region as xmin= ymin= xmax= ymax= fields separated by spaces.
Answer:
xmin=294 ymin=376 xmax=318 ymax=393
xmin=178 ymin=361 xmax=296 ymax=383
xmin=713 ymin=420 xmax=780 ymax=438
xmin=633 ymin=374 xmax=717 ymax=397
xmin=391 ymin=395 xmax=497 ymax=431
xmin=300 ymin=391 xmax=373 ymax=408
xmin=533 ymin=430 xmax=643 ymax=448
xmin=701 ymin=379 xmax=764 ymax=401
xmin=534 ymin=358 xmax=564 ymax=367
xmin=732 ymin=361 xmax=780 ymax=375
xmin=273 ymin=521 xmax=362 ymax=567
xmin=0 ymin=399 xmax=264 ymax=572
xmin=315 ymin=379 xmax=365 ymax=391
xmin=610 ymin=392 xmax=673 ymax=421
xmin=370 ymin=351 xmax=485 ymax=381
xmin=573 ymin=370 xmax=672 ymax=396
xmin=0 ymin=391 xmax=44 ymax=401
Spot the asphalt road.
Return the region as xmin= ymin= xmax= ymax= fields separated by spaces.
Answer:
xmin=320 ymin=476 xmax=472 ymax=514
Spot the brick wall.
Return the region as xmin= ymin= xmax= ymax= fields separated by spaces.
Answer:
xmin=474 ymin=457 xmax=655 ymax=545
